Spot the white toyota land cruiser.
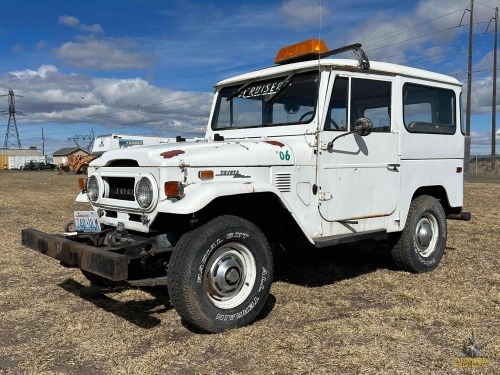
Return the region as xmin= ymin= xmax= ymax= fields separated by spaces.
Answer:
xmin=22 ymin=39 xmax=471 ymax=333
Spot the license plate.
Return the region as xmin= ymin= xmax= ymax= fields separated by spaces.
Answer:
xmin=74 ymin=211 xmax=101 ymax=233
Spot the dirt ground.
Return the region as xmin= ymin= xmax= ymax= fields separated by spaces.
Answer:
xmin=0 ymin=170 xmax=498 ymax=374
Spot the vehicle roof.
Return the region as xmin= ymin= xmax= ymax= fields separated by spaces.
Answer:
xmin=216 ymin=58 xmax=461 ymax=87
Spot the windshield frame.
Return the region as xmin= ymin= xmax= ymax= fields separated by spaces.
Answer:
xmin=211 ymin=70 xmax=320 ymax=131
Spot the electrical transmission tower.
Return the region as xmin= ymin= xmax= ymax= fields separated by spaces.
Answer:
xmin=2 ymin=88 xmax=23 ymax=149
xmin=68 ymin=128 xmax=95 ymax=152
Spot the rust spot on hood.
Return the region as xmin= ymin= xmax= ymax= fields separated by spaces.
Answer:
xmin=160 ymin=150 xmax=185 ymax=159
xmin=265 ymin=140 xmax=285 ymax=147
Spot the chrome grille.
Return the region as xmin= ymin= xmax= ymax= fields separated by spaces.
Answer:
xmin=105 ymin=177 xmax=135 ymax=201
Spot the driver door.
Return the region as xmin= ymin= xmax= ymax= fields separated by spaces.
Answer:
xmin=317 ymin=74 xmax=400 ymax=223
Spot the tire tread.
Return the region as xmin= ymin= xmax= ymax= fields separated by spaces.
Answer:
xmin=390 ymin=195 xmax=446 ymax=273
xmin=167 ymin=215 xmax=272 ymax=333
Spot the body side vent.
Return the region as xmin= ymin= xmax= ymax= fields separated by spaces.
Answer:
xmin=274 ymin=172 xmax=292 ymax=193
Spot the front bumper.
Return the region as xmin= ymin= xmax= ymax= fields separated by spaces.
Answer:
xmin=21 ymin=228 xmax=129 ymax=281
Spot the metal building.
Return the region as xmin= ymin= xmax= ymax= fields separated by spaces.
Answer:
xmin=0 ymin=148 xmax=45 ymax=169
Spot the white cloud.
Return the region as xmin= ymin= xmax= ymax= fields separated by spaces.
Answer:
xmin=58 ymin=15 xmax=79 ymax=28
xmin=0 ymin=65 xmax=212 ymax=135
xmin=53 ymin=39 xmax=156 ymax=70
xmin=58 ymin=15 xmax=104 ymax=34
xmin=278 ymin=0 xmax=328 ymax=29
xmin=470 ymin=129 xmax=500 ymax=155
xmin=10 ymin=65 xmax=58 ymax=79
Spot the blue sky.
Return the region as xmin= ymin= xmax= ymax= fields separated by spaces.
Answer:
xmin=0 ymin=0 xmax=499 ymax=156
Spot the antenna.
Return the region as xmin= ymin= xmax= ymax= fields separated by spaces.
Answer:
xmin=68 ymin=128 xmax=95 ymax=152
xmin=1 ymin=88 xmax=24 ymax=149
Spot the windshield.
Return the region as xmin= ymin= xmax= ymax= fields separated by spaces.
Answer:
xmin=212 ymin=71 xmax=319 ymax=130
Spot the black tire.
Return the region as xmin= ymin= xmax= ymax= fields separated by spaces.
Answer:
xmin=167 ymin=215 xmax=273 ymax=333
xmin=391 ymin=195 xmax=447 ymax=273
xmin=81 ymin=270 xmax=119 ymax=287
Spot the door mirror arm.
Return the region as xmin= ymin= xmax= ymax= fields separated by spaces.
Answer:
xmin=327 ymin=117 xmax=373 ymax=149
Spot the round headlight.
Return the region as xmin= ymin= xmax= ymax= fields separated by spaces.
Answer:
xmin=86 ymin=175 xmax=99 ymax=202
xmin=135 ymin=177 xmax=153 ymax=208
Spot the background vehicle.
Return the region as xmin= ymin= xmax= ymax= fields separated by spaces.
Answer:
xmin=21 ymin=161 xmax=56 ymax=170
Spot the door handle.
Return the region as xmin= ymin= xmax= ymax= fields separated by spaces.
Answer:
xmin=387 ymin=164 xmax=400 ymax=171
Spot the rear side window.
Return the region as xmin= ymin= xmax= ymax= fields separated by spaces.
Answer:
xmin=403 ymin=84 xmax=456 ymax=134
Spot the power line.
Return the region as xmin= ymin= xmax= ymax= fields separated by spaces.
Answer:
xmin=363 ymin=3 xmax=470 ymax=49
xmin=68 ymin=128 xmax=95 ymax=152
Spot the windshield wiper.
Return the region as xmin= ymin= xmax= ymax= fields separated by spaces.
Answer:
xmin=264 ymin=71 xmax=297 ymax=109
xmin=225 ymin=78 xmax=258 ymax=102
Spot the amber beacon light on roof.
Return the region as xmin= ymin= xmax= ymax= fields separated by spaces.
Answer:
xmin=274 ymin=38 xmax=370 ymax=70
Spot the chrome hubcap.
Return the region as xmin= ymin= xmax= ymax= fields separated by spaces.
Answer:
xmin=417 ymin=220 xmax=433 ymax=248
xmin=415 ymin=214 xmax=439 ymax=258
xmin=208 ymin=254 xmax=243 ymax=297
xmin=204 ymin=242 xmax=257 ymax=309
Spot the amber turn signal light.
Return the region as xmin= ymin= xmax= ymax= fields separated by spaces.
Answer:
xmin=78 ymin=178 xmax=87 ymax=191
xmin=198 ymin=170 xmax=214 ymax=180
xmin=164 ymin=181 xmax=184 ymax=198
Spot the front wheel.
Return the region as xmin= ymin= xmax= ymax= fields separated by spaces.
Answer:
xmin=167 ymin=215 xmax=273 ymax=333
xmin=391 ymin=195 xmax=447 ymax=273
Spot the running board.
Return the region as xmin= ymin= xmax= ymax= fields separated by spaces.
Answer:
xmin=313 ymin=229 xmax=387 ymax=248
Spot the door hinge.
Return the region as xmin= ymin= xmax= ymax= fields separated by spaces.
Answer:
xmin=319 ymin=192 xmax=332 ymax=201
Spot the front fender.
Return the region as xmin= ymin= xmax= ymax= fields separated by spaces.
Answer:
xmin=157 ymin=181 xmax=280 ymax=214
xmin=155 ymin=181 xmax=312 ymax=244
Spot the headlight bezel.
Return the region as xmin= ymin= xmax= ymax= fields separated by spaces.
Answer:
xmin=86 ymin=175 xmax=99 ymax=202
xmin=135 ymin=177 xmax=154 ymax=209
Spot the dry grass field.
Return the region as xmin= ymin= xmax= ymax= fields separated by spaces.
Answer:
xmin=0 ymin=170 xmax=498 ymax=374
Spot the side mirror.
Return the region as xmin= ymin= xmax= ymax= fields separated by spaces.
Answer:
xmin=327 ymin=117 xmax=373 ymax=149
xmin=353 ymin=117 xmax=373 ymax=136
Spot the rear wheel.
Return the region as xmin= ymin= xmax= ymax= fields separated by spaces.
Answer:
xmin=167 ymin=215 xmax=273 ymax=333
xmin=391 ymin=195 xmax=447 ymax=273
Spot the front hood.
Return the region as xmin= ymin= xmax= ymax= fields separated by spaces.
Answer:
xmin=92 ymin=139 xmax=311 ymax=168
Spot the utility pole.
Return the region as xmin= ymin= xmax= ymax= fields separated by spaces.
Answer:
xmin=1 ymin=89 xmax=23 ymax=149
xmin=465 ymin=0 xmax=474 ymax=174
xmin=42 ymin=127 xmax=45 ymax=156
xmin=492 ymin=7 xmax=498 ymax=171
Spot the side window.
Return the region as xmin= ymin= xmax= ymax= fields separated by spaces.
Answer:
xmin=351 ymin=78 xmax=392 ymax=132
xmin=325 ymin=77 xmax=348 ymax=131
xmin=403 ymin=83 xmax=456 ymax=134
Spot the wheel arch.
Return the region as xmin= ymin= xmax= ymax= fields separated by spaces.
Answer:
xmin=153 ymin=190 xmax=313 ymax=249
xmin=411 ymin=185 xmax=456 ymax=215
xmin=155 ymin=182 xmax=314 ymax=248
xmin=399 ymin=185 xmax=456 ymax=230
xmin=195 ymin=192 xmax=313 ymax=249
